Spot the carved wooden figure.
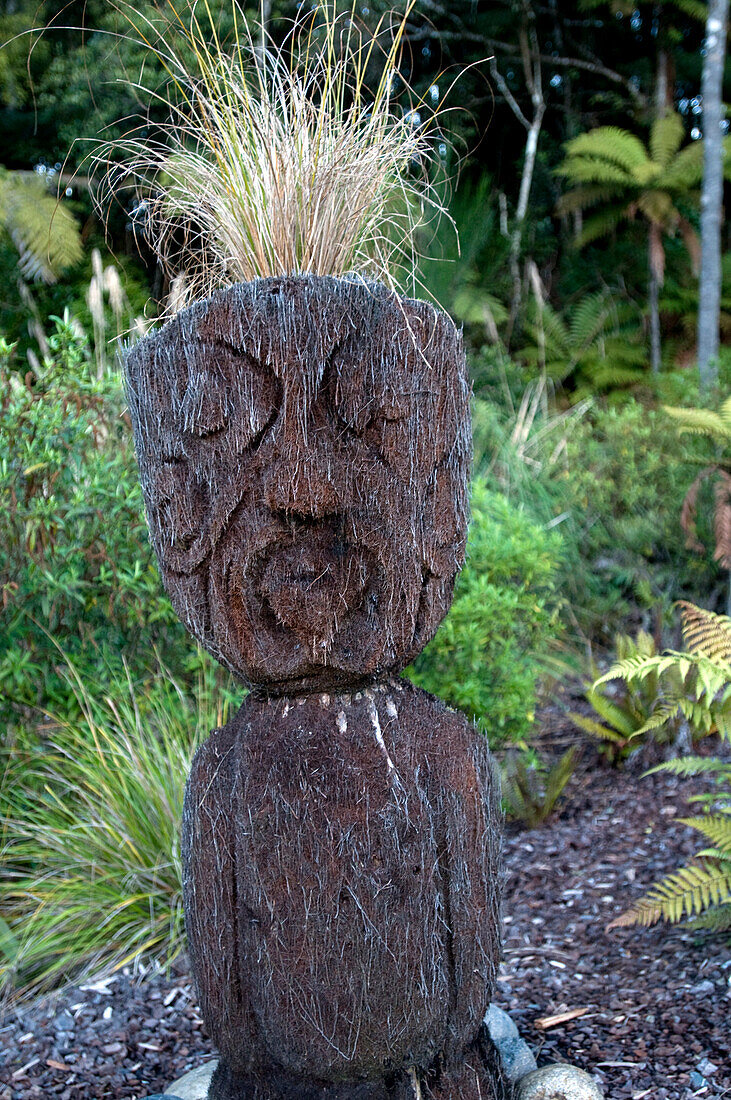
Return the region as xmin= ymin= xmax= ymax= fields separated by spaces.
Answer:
xmin=125 ymin=275 xmax=502 ymax=1100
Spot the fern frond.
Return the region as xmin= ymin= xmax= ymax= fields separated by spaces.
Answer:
xmin=558 ymin=156 xmax=636 ymax=187
xmin=647 ymin=755 xmax=731 ymax=780
xmin=608 ymin=860 xmax=731 ymax=928
xmin=562 ymin=127 xmax=652 ymax=175
xmin=544 ymin=747 xmax=579 ymax=807
xmin=718 ymin=393 xmax=731 ymax=433
xmin=575 ymin=207 xmax=630 ymax=247
xmin=679 ymin=815 xmax=731 ymax=855
xmin=568 ymin=711 xmax=630 ymax=745
xmin=568 ymin=291 xmax=615 ymax=347
xmin=663 ymin=404 xmax=731 ymax=440
xmin=659 ymin=140 xmax=705 ymax=191
xmin=636 ymin=188 xmax=675 ymax=228
xmin=650 ymin=112 xmax=685 ymax=170
xmin=556 ymin=185 xmax=621 ymax=216
xmin=586 ymin=364 xmax=648 ymax=391
xmin=678 ymin=601 xmax=731 ymax=661
xmin=0 ymin=171 xmax=83 ymax=283
xmin=672 ymin=0 xmax=713 ymax=20
xmin=594 ymin=652 xmax=691 ymax=690
xmin=584 ymin=688 xmax=644 ymax=735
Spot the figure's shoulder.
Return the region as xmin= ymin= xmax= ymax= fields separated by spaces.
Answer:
xmin=385 ymin=678 xmax=495 ymax=783
xmin=189 ymin=711 xmax=241 ymax=781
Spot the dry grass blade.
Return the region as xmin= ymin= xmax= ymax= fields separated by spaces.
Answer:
xmin=92 ymin=1 xmax=451 ymax=307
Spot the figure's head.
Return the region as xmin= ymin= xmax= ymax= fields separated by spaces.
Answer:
xmin=125 ymin=276 xmax=471 ymax=692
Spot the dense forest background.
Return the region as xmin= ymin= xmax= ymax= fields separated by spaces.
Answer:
xmin=1 ymin=0 xmax=728 ymax=382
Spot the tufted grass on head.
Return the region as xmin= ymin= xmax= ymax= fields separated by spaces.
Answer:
xmin=0 ymin=654 xmax=236 ymax=1001
xmin=94 ymin=1 xmax=450 ymax=307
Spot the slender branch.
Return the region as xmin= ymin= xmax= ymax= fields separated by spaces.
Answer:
xmin=489 ymin=58 xmax=530 ymax=130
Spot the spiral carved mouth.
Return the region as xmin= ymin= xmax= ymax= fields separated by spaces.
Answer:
xmin=258 ymin=523 xmax=372 ymax=647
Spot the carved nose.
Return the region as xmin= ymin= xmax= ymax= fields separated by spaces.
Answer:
xmin=263 ymin=446 xmax=345 ymax=517
xmin=262 ymin=403 xmax=346 ymax=518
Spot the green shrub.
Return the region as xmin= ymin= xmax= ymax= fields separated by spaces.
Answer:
xmin=475 ymin=389 xmax=719 ymax=640
xmin=0 ymin=316 xmax=197 ymax=723
xmin=560 ymin=402 xmax=718 ymax=637
xmin=0 ymin=659 xmax=236 ymax=999
xmin=408 ymin=481 xmax=563 ymax=745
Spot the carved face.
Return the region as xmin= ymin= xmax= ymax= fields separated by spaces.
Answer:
xmin=125 ymin=276 xmax=471 ymax=691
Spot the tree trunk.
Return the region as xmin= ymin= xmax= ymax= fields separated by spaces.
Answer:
xmin=698 ymin=0 xmax=730 ymax=393
xmin=649 ymin=233 xmax=662 ymax=374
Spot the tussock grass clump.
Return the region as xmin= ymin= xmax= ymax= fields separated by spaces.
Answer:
xmin=0 ymin=659 xmax=235 ymax=1000
xmin=96 ymin=1 xmax=449 ymax=305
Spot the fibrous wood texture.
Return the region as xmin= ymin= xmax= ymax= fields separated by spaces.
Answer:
xmin=124 ymin=274 xmax=502 ymax=1100
xmin=125 ymin=275 xmax=471 ymax=692
xmin=182 ymin=681 xmax=502 ymax=1100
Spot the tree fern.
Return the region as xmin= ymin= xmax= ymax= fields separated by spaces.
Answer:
xmin=0 ymin=170 xmax=83 ymax=284
xmin=561 ymin=127 xmax=652 ymax=175
xmin=556 ymin=112 xmax=720 ymax=371
xmin=650 ymin=112 xmax=685 ymax=169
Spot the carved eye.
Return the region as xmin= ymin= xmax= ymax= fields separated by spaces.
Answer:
xmin=151 ymin=457 xmax=187 ymax=503
xmin=179 ymin=344 xmax=280 ymax=451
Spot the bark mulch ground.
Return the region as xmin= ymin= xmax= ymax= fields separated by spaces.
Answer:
xmin=1 ymin=733 xmax=729 ymax=1100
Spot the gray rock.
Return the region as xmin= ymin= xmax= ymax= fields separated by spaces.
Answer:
xmin=696 ymin=1057 xmax=718 ymax=1077
xmin=689 ymin=1070 xmax=707 ymax=1090
xmin=516 ymin=1063 xmax=604 ymax=1100
xmin=484 ymin=1003 xmax=538 ymax=1083
xmin=165 ymin=1061 xmax=217 ymax=1098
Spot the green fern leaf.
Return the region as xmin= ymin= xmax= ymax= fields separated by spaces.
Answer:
xmin=659 ymin=140 xmax=705 ymax=191
xmin=0 ymin=170 xmax=83 ymax=283
xmin=575 ymin=207 xmax=631 ymax=247
xmin=647 ymin=756 xmax=731 ymax=780
xmin=556 ymin=185 xmax=622 ymax=216
xmin=650 ymin=112 xmax=685 ymax=170
xmin=672 ymin=0 xmax=713 ymax=20
xmin=568 ymin=711 xmax=629 ymax=744
xmin=679 ymin=815 xmax=731 ymax=855
xmin=563 ymin=127 xmax=652 ymax=175
xmin=611 ymin=861 xmax=731 ymax=927
xmin=559 ymin=156 xmax=637 ymax=187
xmin=663 ymin=405 xmax=731 ymax=440
xmin=636 ymin=188 xmax=675 ymax=227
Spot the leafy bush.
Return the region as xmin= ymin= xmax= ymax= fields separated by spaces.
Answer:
xmin=0 ymin=316 xmax=197 ymax=723
xmin=556 ymin=402 xmax=718 ymax=638
xmin=469 ymin=382 xmax=719 ymax=641
xmin=408 ymin=480 xmax=564 ymax=745
xmin=501 ymin=747 xmax=578 ymax=828
xmin=0 ymin=660 xmax=236 ymax=999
